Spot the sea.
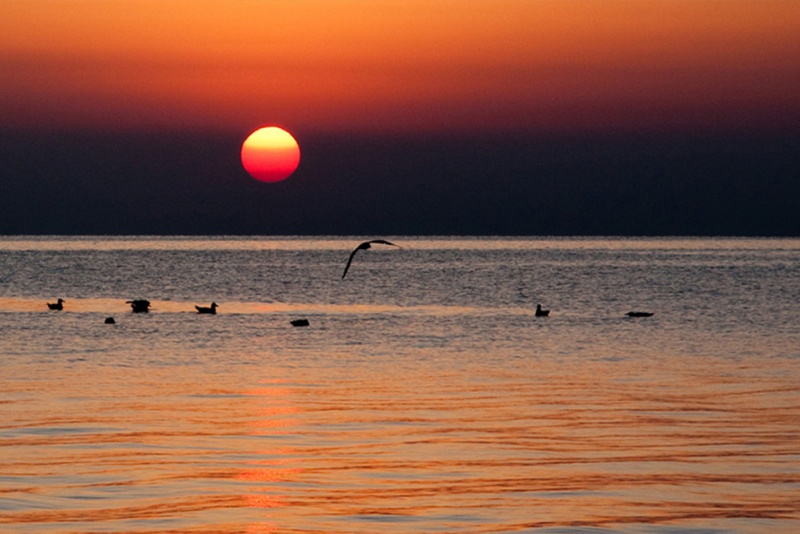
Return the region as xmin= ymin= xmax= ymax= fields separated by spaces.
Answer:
xmin=1 ymin=236 xmax=798 ymax=534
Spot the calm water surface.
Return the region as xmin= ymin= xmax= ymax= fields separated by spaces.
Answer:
xmin=1 ymin=236 xmax=799 ymax=533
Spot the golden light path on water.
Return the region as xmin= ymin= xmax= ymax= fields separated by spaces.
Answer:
xmin=2 ymin=334 xmax=799 ymax=532
xmin=0 ymin=297 xmax=488 ymax=317
xmin=246 ymin=361 xmax=800 ymax=532
xmin=1 ymin=237 xmax=799 ymax=532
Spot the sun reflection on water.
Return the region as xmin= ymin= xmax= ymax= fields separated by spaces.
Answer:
xmin=1 ymin=238 xmax=799 ymax=533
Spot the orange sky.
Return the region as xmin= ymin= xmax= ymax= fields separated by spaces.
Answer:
xmin=1 ymin=0 xmax=798 ymax=134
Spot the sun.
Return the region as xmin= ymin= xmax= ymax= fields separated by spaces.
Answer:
xmin=241 ymin=127 xmax=301 ymax=183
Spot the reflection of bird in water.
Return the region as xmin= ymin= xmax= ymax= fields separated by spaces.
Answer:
xmin=127 ymin=299 xmax=151 ymax=313
xmin=195 ymin=302 xmax=218 ymax=314
xmin=626 ymin=311 xmax=654 ymax=317
xmin=47 ymin=298 xmax=65 ymax=310
xmin=535 ymin=304 xmax=550 ymax=317
xmin=341 ymin=239 xmax=399 ymax=279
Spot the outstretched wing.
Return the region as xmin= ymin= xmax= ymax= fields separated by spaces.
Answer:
xmin=341 ymin=246 xmax=361 ymax=279
xmin=368 ymin=239 xmax=398 ymax=247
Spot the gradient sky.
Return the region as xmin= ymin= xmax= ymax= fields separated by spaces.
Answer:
xmin=3 ymin=0 xmax=798 ymax=135
xmin=1 ymin=1 xmax=798 ymax=236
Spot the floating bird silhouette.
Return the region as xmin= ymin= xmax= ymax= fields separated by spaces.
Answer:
xmin=290 ymin=318 xmax=310 ymax=327
xmin=535 ymin=304 xmax=550 ymax=317
xmin=104 ymin=317 xmax=116 ymax=324
xmin=341 ymin=239 xmax=399 ymax=279
xmin=626 ymin=311 xmax=654 ymax=317
xmin=195 ymin=302 xmax=218 ymax=314
xmin=126 ymin=299 xmax=151 ymax=313
xmin=47 ymin=298 xmax=65 ymax=310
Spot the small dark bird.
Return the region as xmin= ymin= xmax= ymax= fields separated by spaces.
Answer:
xmin=195 ymin=302 xmax=218 ymax=314
xmin=290 ymin=319 xmax=310 ymax=327
xmin=535 ymin=304 xmax=550 ymax=317
xmin=126 ymin=299 xmax=151 ymax=313
xmin=104 ymin=317 xmax=116 ymax=324
xmin=341 ymin=239 xmax=399 ymax=279
xmin=47 ymin=298 xmax=65 ymax=311
xmin=626 ymin=311 xmax=654 ymax=317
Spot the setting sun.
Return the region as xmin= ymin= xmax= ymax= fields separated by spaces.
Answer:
xmin=241 ymin=127 xmax=301 ymax=183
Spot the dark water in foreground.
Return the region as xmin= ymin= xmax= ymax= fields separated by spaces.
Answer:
xmin=1 ymin=236 xmax=799 ymax=533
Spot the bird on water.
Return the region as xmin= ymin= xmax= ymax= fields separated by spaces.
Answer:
xmin=535 ymin=304 xmax=550 ymax=317
xmin=127 ymin=300 xmax=151 ymax=313
xmin=47 ymin=298 xmax=65 ymax=310
xmin=195 ymin=302 xmax=218 ymax=314
xmin=341 ymin=239 xmax=399 ymax=279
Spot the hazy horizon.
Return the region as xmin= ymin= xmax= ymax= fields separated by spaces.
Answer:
xmin=2 ymin=1 xmax=798 ymax=236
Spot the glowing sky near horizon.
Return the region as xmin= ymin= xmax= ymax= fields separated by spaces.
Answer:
xmin=1 ymin=0 xmax=798 ymax=134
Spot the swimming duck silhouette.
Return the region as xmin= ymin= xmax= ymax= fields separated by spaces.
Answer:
xmin=290 ymin=318 xmax=310 ymax=327
xmin=126 ymin=299 xmax=151 ymax=313
xmin=535 ymin=304 xmax=550 ymax=317
xmin=341 ymin=239 xmax=399 ymax=279
xmin=195 ymin=302 xmax=218 ymax=314
xmin=47 ymin=298 xmax=65 ymax=311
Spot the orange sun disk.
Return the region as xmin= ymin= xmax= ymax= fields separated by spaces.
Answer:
xmin=241 ymin=127 xmax=301 ymax=183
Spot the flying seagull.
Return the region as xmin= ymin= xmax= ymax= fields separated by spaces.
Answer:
xmin=341 ymin=239 xmax=399 ymax=279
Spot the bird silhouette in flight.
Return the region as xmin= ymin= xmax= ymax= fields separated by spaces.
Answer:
xmin=341 ymin=239 xmax=399 ymax=279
